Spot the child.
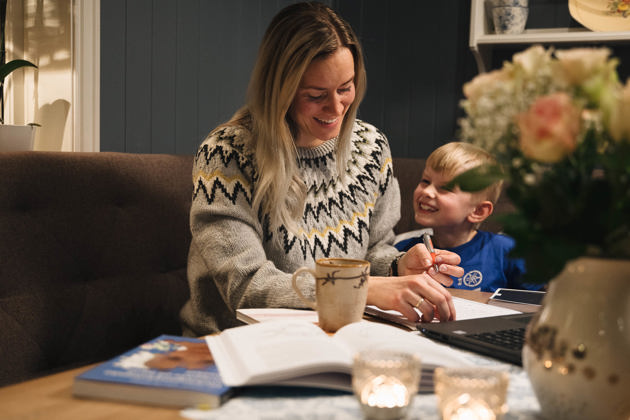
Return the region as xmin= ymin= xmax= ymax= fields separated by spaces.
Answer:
xmin=395 ymin=142 xmax=541 ymax=292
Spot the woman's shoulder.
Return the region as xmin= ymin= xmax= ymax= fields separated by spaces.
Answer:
xmin=353 ymin=119 xmax=386 ymax=139
xmin=194 ymin=124 xmax=257 ymax=177
xmin=352 ymin=119 xmax=391 ymax=156
xmin=198 ymin=124 xmax=254 ymax=160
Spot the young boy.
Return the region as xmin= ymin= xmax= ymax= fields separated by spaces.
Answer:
xmin=395 ymin=142 xmax=541 ymax=292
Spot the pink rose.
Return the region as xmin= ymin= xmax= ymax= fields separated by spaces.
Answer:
xmin=517 ymin=93 xmax=581 ymax=163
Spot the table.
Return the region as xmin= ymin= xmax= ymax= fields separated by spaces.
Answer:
xmin=0 ymin=290 xmax=541 ymax=420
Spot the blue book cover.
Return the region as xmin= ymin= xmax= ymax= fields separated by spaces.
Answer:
xmin=73 ymin=334 xmax=233 ymax=408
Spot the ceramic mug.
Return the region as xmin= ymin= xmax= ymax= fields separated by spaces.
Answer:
xmin=292 ymin=258 xmax=370 ymax=332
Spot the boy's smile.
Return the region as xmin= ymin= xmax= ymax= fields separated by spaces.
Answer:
xmin=413 ymin=167 xmax=478 ymax=235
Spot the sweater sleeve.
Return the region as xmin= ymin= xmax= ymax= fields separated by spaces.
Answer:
xmin=364 ymin=130 xmax=403 ymax=276
xmin=187 ymin=130 xmax=311 ymax=318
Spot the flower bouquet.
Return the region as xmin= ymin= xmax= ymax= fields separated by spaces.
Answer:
xmin=452 ymin=45 xmax=630 ymax=284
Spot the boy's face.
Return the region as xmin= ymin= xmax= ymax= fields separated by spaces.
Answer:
xmin=413 ymin=167 xmax=479 ymax=229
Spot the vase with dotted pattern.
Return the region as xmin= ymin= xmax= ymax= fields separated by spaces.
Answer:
xmin=522 ymin=257 xmax=630 ymax=420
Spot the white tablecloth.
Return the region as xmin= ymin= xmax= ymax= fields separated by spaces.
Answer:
xmin=181 ymin=351 xmax=541 ymax=420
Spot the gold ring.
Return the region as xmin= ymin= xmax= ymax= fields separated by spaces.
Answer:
xmin=414 ymin=297 xmax=424 ymax=308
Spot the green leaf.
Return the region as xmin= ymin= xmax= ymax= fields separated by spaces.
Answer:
xmin=0 ymin=59 xmax=37 ymax=82
xmin=445 ymin=164 xmax=506 ymax=192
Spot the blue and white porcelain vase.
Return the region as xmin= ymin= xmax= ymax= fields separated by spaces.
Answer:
xmin=522 ymin=257 xmax=630 ymax=420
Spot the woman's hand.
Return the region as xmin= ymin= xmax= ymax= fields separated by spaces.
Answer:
xmin=397 ymin=243 xmax=464 ymax=286
xmin=367 ymin=274 xmax=456 ymax=323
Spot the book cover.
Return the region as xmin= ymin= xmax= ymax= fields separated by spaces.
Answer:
xmin=73 ymin=334 xmax=233 ymax=408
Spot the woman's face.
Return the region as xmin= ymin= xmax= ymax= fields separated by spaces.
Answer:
xmin=289 ymin=47 xmax=356 ymax=148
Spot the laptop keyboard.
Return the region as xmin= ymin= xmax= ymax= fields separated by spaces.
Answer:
xmin=468 ymin=327 xmax=525 ymax=350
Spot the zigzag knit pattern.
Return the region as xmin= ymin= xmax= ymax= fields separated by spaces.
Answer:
xmin=192 ymin=119 xmax=397 ymax=262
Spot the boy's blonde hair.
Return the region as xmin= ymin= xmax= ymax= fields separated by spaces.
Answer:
xmin=426 ymin=142 xmax=503 ymax=205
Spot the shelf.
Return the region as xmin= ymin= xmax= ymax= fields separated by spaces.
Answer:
xmin=475 ymin=27 xmax=630 ymax=45
xmin=469 ymin=0 xmax=630 ymax=72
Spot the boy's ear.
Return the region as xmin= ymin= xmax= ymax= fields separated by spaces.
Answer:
xmin=467 ymin=200 xmax=493 ymax=224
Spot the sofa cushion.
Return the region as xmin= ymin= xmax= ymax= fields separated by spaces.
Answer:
xmin=0 ymin=152 xmax=193 ymax=386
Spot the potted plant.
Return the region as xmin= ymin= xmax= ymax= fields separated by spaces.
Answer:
xmin=0 ymin=0 xmax=38 ymax=151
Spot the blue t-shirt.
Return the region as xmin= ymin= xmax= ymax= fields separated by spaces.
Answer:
xmin=395 ymin=230 xmax=541 ymax=292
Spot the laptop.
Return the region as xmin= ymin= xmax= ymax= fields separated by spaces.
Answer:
xmin=418 ymin=312 xmax=534 ymax=366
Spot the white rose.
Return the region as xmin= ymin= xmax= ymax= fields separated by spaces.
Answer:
xmin=553 ymin=47 xmax=612 ymax=86
xmin=463 ymin=68 xmax=509 ymax=106
xmin=512 ymin=45 xmax=552 ymax=76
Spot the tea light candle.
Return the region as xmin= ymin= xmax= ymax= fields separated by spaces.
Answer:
xmin=352 ymin=350 xmax=422 ymax=420
xmin=434 ymin=367 xmax=509 ymax=420
xmin=442 ymin=393 xmax=496 ymax=420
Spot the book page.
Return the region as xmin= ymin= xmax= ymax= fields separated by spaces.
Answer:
xmin=331 ymin=321 xmax=472 ymax=369
xmin=365 ymin=296 xmax=521 ymax=330
xmin=236 ymin=308 xmax=318 ymax=324
xmin=207 ymin=320 xmax=352 ymax=386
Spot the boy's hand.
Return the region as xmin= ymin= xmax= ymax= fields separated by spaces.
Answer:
xmin=397 ymin=244 xmax=464 ymax=286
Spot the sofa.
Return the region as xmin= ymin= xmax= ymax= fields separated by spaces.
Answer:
xmin=0 ymin=151 xmax=509 ymax=387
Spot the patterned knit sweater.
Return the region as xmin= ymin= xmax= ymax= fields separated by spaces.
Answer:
xmin=179 ymin=119 xmax=401 ymax=335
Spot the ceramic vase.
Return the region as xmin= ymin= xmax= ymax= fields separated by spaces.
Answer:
xmin=522 ymin=257 xmax=630 ymax=420
xmin=0 ymin=124 xmax=36 ymax=151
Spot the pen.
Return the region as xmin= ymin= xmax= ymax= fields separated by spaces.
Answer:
xmin=422 ymin=232 xmax=440 ymax=273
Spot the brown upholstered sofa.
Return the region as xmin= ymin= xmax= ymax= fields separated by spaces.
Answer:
xmin=0 ymin=151 xmax=507 ymax=387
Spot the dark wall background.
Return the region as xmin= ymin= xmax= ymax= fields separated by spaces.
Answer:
xmin=100 ymin=0 xmax=476 ymax=158
xmin=100 ymin=0 xmax=630 ymax=158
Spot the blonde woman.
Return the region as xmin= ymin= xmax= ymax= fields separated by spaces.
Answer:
xmin=180 ymin=2 xmax=463 ymax=335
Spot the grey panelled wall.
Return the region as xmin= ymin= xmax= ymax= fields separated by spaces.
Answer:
xmin=100 ymin=1 xmax=476 ymax=158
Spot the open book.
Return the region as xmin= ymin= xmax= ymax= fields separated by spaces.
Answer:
xmin=236 ymin=296 xmax=520 ymax=331
xmin=206 ymin=319 xmax=472 ymax=393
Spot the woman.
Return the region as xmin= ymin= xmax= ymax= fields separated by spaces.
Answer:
xmin=180 ymin=2 xmax=463 ymax=335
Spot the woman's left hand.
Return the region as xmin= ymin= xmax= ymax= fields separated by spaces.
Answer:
xmin=396 ymin=243 xmax=464 ymax=286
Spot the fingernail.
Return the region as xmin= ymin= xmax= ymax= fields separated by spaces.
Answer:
xmin=424 ymin=259 xmax=432 ymax=266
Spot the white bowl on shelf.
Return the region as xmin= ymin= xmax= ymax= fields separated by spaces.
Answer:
xmin=569 ymin=0 xmax=630 ymax=32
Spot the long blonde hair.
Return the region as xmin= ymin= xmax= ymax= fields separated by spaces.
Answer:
xmin=225 ymin=2 xmax=366 ymax=233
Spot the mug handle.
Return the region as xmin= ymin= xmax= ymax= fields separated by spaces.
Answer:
xmin=291 ymin=267 xmax=317 ymax=310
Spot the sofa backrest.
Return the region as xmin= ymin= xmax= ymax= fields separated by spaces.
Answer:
xmin=0 ymin=151 xmax=507 ymax=387
xmin=0 ymin=152 xmax=193 ymax=386
xmin=392 ymin=157 xmax=424 ymax=235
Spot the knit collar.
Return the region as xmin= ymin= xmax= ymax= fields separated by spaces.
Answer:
xmin=296 ymin=137 xmax=338 ymax=160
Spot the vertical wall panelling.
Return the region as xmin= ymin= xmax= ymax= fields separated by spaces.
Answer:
xmin=151 ymin=0 xmax=177 ymax=153
xmin=100 ymin=1 xmax=474 ymax=157
xmin=334 ymin=1 xmax=476 ymax=159
xmin=175 ymin=1 xmax=200 ymax=154
xmin=406 ymin=1 xmax=439 ymax=158
xmin=125 ymin=0 xmax=153 ymax=153
xmin=341 ymin=0 xmax=388 ymax=133
xmin=100 ymin=0 xmax=126 ymax=151
xmin=432 ymin=1 xmax=475 ymax=150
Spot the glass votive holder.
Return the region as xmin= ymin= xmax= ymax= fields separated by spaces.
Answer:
xmin=434 ymin=367 xmax=509 ymax=420
xmin=352 ymin=350 xmax=422 ymax=420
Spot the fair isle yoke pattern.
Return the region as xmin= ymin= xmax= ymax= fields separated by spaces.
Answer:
xmin=192 ymin=119 xmax=395 ymax=261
